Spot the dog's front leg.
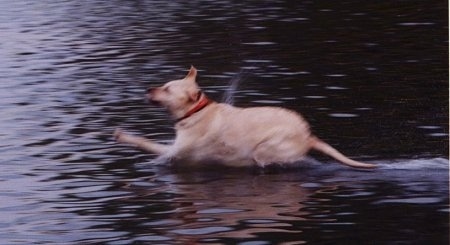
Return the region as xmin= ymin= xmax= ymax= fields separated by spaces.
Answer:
xmin=114 ymin=129 xmax=170 ymax=155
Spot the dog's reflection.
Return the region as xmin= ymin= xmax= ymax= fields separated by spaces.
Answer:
xmin=150 ymin=170 xmax=313 ymax=242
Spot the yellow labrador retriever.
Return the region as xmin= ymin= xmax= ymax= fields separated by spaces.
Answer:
xmin=114 ymin=66 xmax=376 ymax=169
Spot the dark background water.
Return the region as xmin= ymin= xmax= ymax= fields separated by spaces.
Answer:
xmin=0 ymin=1 xmax=448 ymax=244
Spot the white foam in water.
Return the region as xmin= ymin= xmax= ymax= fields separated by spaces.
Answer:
xmin=377 ymin=158 xmax=449 ymax=170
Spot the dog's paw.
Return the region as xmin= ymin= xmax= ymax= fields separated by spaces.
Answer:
xmin=114 ymin=129 xmax=139 ymax=145
xmin=114 ymin=128 xmax=125 ymax=142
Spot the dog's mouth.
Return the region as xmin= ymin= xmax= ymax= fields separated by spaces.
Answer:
xmin=145 ymin=88 xmax=163 ymax=106
xmin=150 ymin=100 xmax=162 ymax=106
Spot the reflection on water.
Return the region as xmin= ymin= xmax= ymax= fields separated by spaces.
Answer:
xmin=0 ymin=0 xmax=448 ymax=244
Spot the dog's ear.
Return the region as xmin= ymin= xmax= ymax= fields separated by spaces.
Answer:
xmin=184 ymin=65 xmax=197 ymax=81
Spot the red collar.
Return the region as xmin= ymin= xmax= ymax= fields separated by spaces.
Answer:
xmin=176 ymin=93 xmax=211 ymax=123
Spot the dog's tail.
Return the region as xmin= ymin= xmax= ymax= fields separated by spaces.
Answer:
xmin=310 ymin=136 xmax=376 ymax=169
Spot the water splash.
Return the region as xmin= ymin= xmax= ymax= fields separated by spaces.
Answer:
xmin=377 ymin=157 xmax=449 ymax=170
xmin=222 ymin=70 xmax=247 ymax=105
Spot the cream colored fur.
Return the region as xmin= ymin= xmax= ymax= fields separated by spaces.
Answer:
xmin=115 ymin=66 xmax=376 ymax=169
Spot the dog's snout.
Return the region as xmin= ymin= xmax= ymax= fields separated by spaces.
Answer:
xmin=145 ymin=87 xmax=153 ymax=101
xmin=145 ymin=87 xmax=160 ymax=105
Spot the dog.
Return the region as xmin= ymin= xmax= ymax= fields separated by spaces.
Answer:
xmin=114 ymin=66 xmax=376 ymax=169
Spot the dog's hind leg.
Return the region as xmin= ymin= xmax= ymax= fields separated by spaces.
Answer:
xmin=114 ymin=129 xmax=170 ymax=155
xmin=252 ymin=140 xmax=305 ymax=167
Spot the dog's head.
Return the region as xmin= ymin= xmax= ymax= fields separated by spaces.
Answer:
xmin=147 ymin=66 xmax=203 ymax=119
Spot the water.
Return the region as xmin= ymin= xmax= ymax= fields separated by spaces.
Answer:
xmin=0 ymin=0 xmax=448 ymax=244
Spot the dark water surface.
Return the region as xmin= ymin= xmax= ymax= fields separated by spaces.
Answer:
xmin=0 ymin=1 xmax=448 ymax=244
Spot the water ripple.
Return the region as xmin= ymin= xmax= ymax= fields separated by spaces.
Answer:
xmin=0 ymin=0 xmax=447 ymax=244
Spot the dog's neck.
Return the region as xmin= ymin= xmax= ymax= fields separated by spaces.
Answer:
xmin=176 ymin=93 xmax=211 ymax=123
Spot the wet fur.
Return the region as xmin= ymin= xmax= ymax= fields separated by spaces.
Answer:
xmin=115 ymin=66 xmax=376 ymax=169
